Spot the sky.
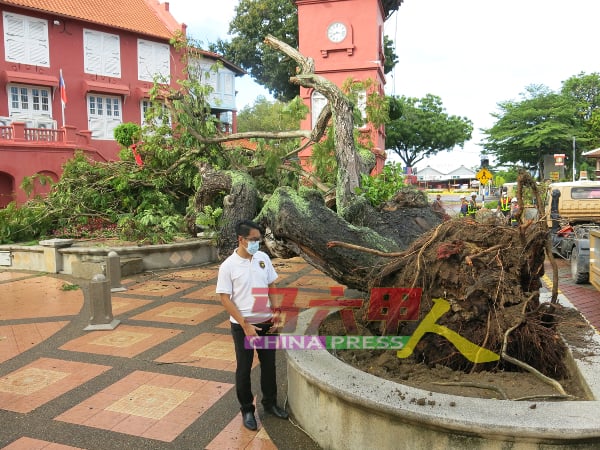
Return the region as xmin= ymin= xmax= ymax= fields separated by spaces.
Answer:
xmin=165 ymin=0 xmax=600 ymax=172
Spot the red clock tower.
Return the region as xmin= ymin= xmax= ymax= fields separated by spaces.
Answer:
xmin=295 ymin=0 xmax=398 ymax=173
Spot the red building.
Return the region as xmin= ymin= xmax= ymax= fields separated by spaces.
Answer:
xmin=295 ymin=0 xmax=402 ymax=174
xmin=0 ymin=0 xmax=243 ymax=206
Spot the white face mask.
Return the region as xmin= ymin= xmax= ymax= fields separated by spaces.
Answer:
xmin=247 ymin=240 xmax=260 ymax=255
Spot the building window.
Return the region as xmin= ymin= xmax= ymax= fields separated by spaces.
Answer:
xmin=138 ymin=39 xmax=170 ymax=82
xmin=188 ymin=58 xmax=237 ymax=109
xmin=217 ymin=72 xmax=235 ymax=106
xmin=217 ymin=111 xmax=233 ymax=133
xmin=87 ymin=94 xmax=121 ymax=139
xmin=311 ymin=91 xmax=327 ymax=128
xmin=357 ymin=90 xmax=367 ymax=123
xmin=83 ymin=29 xmax=121 ymax=77
xmin=3 ymin=12 xmax=49 ymax=66
xmin=141 ymin=99 xmax=170 ymax=127
xmin=8 ymin=84 xmax=52 ymax=118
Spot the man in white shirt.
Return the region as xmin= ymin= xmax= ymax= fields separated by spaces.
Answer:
xmin=216 ymin=220 xmax=288 ymax=430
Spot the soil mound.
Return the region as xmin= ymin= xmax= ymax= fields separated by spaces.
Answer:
xmin=364 ymin=216 xmax=565 ymax=378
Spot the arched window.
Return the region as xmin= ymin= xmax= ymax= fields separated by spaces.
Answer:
xmin=311 ymin=91 xmax=327 ymax=128
xmin=0 ymin=171 xmax=15 ymax=208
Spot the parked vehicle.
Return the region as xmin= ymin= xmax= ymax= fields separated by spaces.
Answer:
xmin=591 ymin=230 xmax=600 ymax=291
xmin=547 ymin=180 xmax=600 ymax=283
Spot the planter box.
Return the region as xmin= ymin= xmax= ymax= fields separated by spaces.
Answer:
xmin=285 ymin=300 xmax=600 ymax=450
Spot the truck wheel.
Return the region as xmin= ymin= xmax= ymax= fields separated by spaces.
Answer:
xmin=570 ymin=247 xmax=588 ymax=284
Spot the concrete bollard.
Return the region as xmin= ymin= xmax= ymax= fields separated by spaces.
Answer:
xmin=107 ymin=251 xmax=126 ymax=292
xmin=84 ymin=274 xmax=120 ymax=331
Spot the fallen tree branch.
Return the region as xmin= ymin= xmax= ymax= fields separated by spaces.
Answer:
xmin=188 ymin=128 xmax=312 ymax=144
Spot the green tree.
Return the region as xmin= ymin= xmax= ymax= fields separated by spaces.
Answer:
xmin=561 ymin=72 xmax=600 ymax=121
xmin=385 ymin=94 xmax=473 ymax=169
xmin=493 ymin=168 xmax=518 ymax=184
xmin=210 ymin=0 xmax=400 ymax=101
xmin=235 ymin=95 xmax=309 ymax=192
xmin=237 ymin=96 xmax=306 ymax=132
xmin=481 ymin=85 xmax=579 ymax=177
xmin=561 ymin=72 xmax=600 ymax=150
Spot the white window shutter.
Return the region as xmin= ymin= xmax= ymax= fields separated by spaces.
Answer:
xmin=84 ymin=30 xmax=120 ymax=77
xmin=221 ymin=73 xmax=235 ymax=107
xmin=4 ymin=13 xmax=24 ymax=36
xmin=28 ymin=20 xmax=49 ymax=66
xmin=84 ymin=30 xmax=102 ymax=74
xmin=138 ymin=40 xmax=152 ymax=81
xmin=138 ymin=40 xmax=170 ymax=81
xmin=203 ymin=64 xmax=217 ymax=90
xmin=223 ymin=73 xmax=234 ymax=95
xmin=4 ymin=13 xmax=48 ymax=66
xmin=103 ymin=34 xmax=120 ymax=77
xmin=311 ymin=91 xmax=327 ymax=128
xmin=357 ymin=90 xmax=367 ymax=120
xmin=156 ymin=43 xmax=170 ymax=80
xmin=106 ymin=117 xmax=121 ymax=139
xmin=4 ymin=13 xmax=24 ymax=62
xmin=88 ymin=117 xmax=104 ymax=139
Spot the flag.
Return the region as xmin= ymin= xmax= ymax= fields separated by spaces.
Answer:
xmin=130 ymin=143 xmax=144 ymax=167
xmin=59 ymin=69 xmax=67 ymax=105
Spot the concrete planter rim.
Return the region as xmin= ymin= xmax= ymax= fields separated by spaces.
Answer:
xmin=285 ymin=307 xmax=600 ymax=443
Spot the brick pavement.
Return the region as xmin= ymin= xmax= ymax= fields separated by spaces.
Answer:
xmin=0 ymin=258 xmax=325 ymax=450
xmin=542 ymin=258 xmax=600 ymax=331
xmin=0 ymin=255 xmax=598 ymax=449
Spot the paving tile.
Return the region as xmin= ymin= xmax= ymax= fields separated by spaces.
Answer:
xmin=59 ymin=325 xmax=182 ymax=357
xmin=129 ymin=301 xmax=224 ymax=325
xmin=122 ymin=279 xmax=196 ymax=297
xmin=164 ymin=267 xmax=218 ymax=282
xmin=205 ymin=413 xmax=279 ymax=450
xmin=155 ymin=333 xmax=245 ymax=371
xmin=272 ymin=257 xmax=309 ymax=273
xmin=181 ymin=284 xmax=221 ymax=302
xmin=110 ymin=298 xmax=153 ymax=316
xmin=1 ymin=437 xmax=83 ymax=449
xmin=0 ymin=322 xmax=68 ymax=363
xmin=542 ymin=262 xmax=600 ymax=331
xmin=216 ymin=319 xmax=231 ymax=329
xmin=56 ymin=371 xmax=233 ymax=443
xmin=106 ymin=384 xmax=192 ymax=418
xmin=0 ymin=358 xmax=110 ymax=413
xmin=284 ymin=275 xmax=341 ymax=289
xmin=0 ymin=277 xmax=83 ymax=320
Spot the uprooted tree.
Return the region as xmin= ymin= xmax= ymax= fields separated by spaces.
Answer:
xmin=3 ymin=34 xmax=567 ymax=388
xmin=192 ymin=36 xmax=568 ymax=387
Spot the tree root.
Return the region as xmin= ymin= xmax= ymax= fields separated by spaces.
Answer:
xmin=501 ymin=292 xmax=567 ymax=396
xmin=512 ymin=394 xmax=577 ymax=401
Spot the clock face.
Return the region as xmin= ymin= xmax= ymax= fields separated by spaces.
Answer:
xmin=327 ymin=22 xmax=347 ymax=43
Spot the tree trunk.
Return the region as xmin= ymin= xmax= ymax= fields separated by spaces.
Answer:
xmin=192 ymin=37 xmax=567 ymax=379
xmin=193 ymin=167 xmax=259 ymax=259
xmin=257 ymin=187 xmax=404 ymax=289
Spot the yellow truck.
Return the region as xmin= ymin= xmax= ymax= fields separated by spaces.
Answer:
xmin=547 ymin=180 xmax=600 ymax=284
